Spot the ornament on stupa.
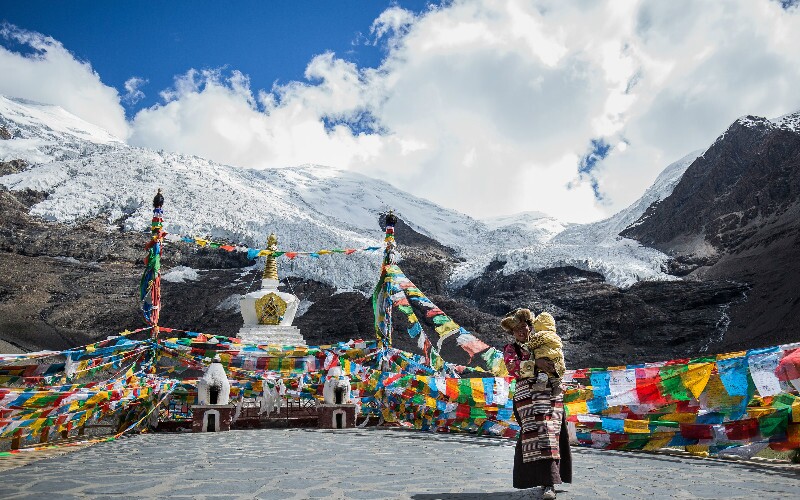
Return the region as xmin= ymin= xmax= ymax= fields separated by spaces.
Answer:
xmin=262 ymin=233 xmax=279 ymax=280
xmin=237 ymin=232 xmax=305 ymax=345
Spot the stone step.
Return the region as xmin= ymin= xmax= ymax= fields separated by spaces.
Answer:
xmin=237 ymin=326 xmax=307 ymax=346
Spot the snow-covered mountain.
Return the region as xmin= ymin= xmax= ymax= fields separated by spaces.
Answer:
xmin=737 ymin=111 xmax=800 ymax=133
xmin=0 ymin=95 xmax=683 ymax=289
xmin=480 ymin=211 xmax=571 ymax=244
xmin=554 ymin=151 xmax=702 ymax=245
xmin=449 ymin=152 xmax=705 ymax=288
xmin=0 ymin=96 xmax=122 ymax=164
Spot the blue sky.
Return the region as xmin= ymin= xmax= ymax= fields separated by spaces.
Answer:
xmin=1 ymin=0 xmax=432 ymax=115
xmin=1 ymin=1 xmax=799 ymax=223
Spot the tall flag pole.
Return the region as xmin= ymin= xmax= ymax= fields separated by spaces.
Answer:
xmin=382 ymin=210 xmax=398 ymax=266
xmin=372 ymin=211 xmax=398 ymax=350
xmin=140 ymin=188 xmax=167 ymax=339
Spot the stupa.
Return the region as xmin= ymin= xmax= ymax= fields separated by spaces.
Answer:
xmin=237 ymin=233 xmax=306 ymax=345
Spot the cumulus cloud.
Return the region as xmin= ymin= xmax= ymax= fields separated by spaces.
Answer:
xmin=4 ymin=2 xmax=800 ymax=224
xmin=122 ymin=77 xmax=148 ymax=106
xmin=129 ymin=63 xmax=382 ymax=169
xmin=0 ymin=23 xmax=129 ymax=138
xmin=370 ymin=6 xmax=416 ymax=46
xmin=125 ymin=0 xmax=800 ymax=223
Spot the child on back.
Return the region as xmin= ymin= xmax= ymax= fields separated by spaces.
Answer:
xmin=524 ymin=312 xmax=565 ymax=396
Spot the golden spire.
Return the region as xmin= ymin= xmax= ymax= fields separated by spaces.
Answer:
xmin=262 ymin=232 xmax=279 ymax=280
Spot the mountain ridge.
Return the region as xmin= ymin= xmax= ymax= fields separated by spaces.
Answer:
xmin=3 ymin=94 xmax=797 ymax=367
xmin=621 ymin=110 xmax=800 ymax=350
xmin=0 ymin=94 xmax=676 ymax=290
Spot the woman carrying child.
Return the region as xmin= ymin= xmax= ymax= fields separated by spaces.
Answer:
xmin=501 ymin=308 xmax=572 ymax=500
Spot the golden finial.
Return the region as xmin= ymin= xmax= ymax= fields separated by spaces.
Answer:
xmin=262 ymin=232 xmax=279 ymax=280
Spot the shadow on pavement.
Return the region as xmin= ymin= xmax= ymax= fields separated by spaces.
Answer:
xmin=575 ymin=448 xmax=800 ymax=479
xmin=412 ymin=490 xmax=561 ymax=499
xmin=412 ymin=494 xmax=523 ymax=499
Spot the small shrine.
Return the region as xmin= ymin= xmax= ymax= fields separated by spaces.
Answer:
xmin=318 ymin=366 xmax=357 ymax=429
xmin=238 ymin=233 xmax=306 ymax=345
xmin=192 ymin=357 xmax=235 ymax=432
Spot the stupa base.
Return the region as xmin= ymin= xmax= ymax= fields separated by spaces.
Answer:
xmin=237 ymin=325 xmax=306 ymax=346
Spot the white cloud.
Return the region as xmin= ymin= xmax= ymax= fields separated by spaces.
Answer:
xmin=122 ymin=77 xmax=148 ymax=106
xmin=129 ymin=64 xmax=383 ymax=169
xmin=4 ymin=2 xmax=800 ymax=224
xmin=125 ymin=0 xmax=800 ymax=223
xmin=0 ymin=23 xmax=129 ymax=138
xmin=370 ymin=6 xmax=416 ymax=46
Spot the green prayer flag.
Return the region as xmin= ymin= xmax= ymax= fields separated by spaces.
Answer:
xmin=659 ymin=365 xmax=690 ymax=401
xmin=458 ymin=379 xmax=473 ymax=403
xmin=431 ymin=314 xmax=450 ymax=325
xmin=758 ymin=411 xmax=788 ymax=437
xmin=470 ymin=407 xmax=487 ymax=419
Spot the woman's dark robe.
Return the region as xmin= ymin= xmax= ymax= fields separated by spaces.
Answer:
xmin=504 ymin=343 xmax=573 ymax=488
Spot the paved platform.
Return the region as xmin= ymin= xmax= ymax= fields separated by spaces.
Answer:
xmin=0 ymin=428 xmax=799 ymax=499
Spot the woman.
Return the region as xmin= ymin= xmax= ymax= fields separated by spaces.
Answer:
xmin=501 ymin=308 xmax=572 ymax=500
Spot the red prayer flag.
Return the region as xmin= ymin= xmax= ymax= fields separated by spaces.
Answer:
xmin=775 ymin=348 xmax=800 ymax=381
xmin=679 ymin=423 xmax=713 ymax=440
xmin=723 ymin=418 xmax=759 ymax=441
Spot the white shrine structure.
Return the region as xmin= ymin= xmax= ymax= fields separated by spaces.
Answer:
xmin=237 ymin=233 xmax=306 ymax=345
xmin=192 ymin=356 xmax=234 ymax=432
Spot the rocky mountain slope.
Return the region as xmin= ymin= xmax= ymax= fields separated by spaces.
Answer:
xmin=621 ymin=112 xmax=800 ymax=352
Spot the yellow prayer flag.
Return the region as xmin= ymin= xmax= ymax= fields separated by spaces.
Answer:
xmin=680 ymin=363 xmax=713 ymax=399
xmin=565 ymin=401 xmax=589 ymax=416
xmin=77 ymin=412 xmax=90 ymax=427
xmin=704 ymin=374 xmax=744 ymax=411
xmin=716 ymin=350 xmax=747 ymax=360
xmin=659 ymin=412 xmax=697 ymax=423
xmin=492 ymin=357 xmax=509 ymax=378
xmin=470 ymin=378 xmax=485 ymax=405
xmin=748 ymin=407 xmax=777 ymax=418
xmin=623 ymin=419 xmax=651 ymax=434
xmin=685 ymin=444 xmax=709 ymax=457
xmin=434 ymin=321 xmax=459 ymax=336
xmin=642 ymin=435 xmax=673 ymax=451
xmin=29 ymin=418 xmax=47 ymax=431
xmin=793 ymin=401 xmax=800 ymax=423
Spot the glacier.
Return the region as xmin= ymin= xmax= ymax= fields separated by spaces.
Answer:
xmin=1 ymin=94 xmax=690 ymax=290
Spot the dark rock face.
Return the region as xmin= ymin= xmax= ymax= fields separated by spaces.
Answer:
xmin=0 ymin=184 xmax=758 ymax=367
xmin=621 ymin=115 xmax=800 ymax=354
xmin=0 ymin=185 xmax=255 ymax=351
xmin=0 ymin=159 xmax=27 ymax=175
xmin=622 ymin=117 xmax=800 ymax=258
xmin=451 ymin=264 xmax=749 ymax=368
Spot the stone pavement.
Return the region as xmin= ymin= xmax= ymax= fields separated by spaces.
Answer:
xmin=0 ymin=428 xmax=799 ymax=499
